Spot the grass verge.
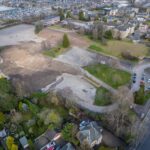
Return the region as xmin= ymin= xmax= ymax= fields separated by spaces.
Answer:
xmin=84 ymin=64 xmax=131 ymax=89
xmin=95 ymin=87 xmax=112 ymax=106
xmin=43 ymin=46 xmax=67 ymax=58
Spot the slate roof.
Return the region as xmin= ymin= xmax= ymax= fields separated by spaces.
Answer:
xmin=77 ymin=121 xmax=102 ymax=146
xmin=19 ymin=136 xmax=29 ymax=149
xmin=61 ymin=143 xmax=75 ymax=150
xmin=34 ymin=130 xmax=57 ymax=150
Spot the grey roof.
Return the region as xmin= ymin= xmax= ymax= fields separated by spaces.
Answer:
xmin=77 ymin=121 xmax=102 ymax=145
xmin=34 ymin=130 xmax=57 ymax=150
xmin=19 ymin=136 xmax=29 ymax=148
xmin=61 ymin=143 xmax=75 ymax=150
xmin=0 ymin=129 xmax=7 ymax=138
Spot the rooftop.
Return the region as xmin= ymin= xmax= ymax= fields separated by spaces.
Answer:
xmin=0 ymin=6 xmax=15 ymax=12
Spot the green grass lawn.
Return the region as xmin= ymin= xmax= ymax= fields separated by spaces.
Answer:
xmin=43 ymin=46 xmax=67 ymax=58
xmin=94 ymin=87 xmax=112 ymax=106
xmin=49 ymin=25 xmax=68 ymax=30
xmin=85 ymin=64 xmax=131 ymax=88
xmin=88 ymin=40 xmax=148 ymax=59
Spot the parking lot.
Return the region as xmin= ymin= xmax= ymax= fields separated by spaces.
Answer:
xmin=0 ymin=24 xmax=44 ymax=46
xmin=132 ymin=64 xmax=150 ymax=92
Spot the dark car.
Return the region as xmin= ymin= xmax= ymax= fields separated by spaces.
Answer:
xmin=132 ymin=73 xmax=136 ymax=83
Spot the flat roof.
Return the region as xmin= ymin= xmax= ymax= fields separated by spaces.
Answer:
xmin=0 ymin=5 xmax=15 ymax=12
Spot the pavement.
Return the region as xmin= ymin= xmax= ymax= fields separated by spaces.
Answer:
xmin=0 ymin=24 xmax=44 ymax=46
xmin=131 ymin=63 xmax=150 ymax=92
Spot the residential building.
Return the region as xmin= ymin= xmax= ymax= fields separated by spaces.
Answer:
xmin=61 ymin=143 xmax=75 ymax=150
xmin=77 ymin=121 xmax=103 ymax=148
xmin=19 ymin=136 xmax=29 ymax=150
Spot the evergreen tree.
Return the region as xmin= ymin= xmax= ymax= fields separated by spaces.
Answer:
xmin=62 ymin=34 xmax=70 ymax=48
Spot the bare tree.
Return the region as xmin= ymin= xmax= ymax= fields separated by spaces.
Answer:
xmin=107 ymin=86 xmax=136 ymax=136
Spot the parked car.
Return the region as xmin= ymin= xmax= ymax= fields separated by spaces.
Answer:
xmin=132 ymin=73 xmax=136 ymax=83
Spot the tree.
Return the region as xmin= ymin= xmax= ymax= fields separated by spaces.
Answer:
xmin=48 ymin=111 xmax=61 ymax=125
xmin=62 ymin=34 xmax=70 ymax=48
xmin=79 ymin=11 xmax=85 ymax=21
xmin=0 ymin=112 xmax=5 ymax=126
xmin=11 ymin=144 xmax=18 ymax=150
xmin=6 ymin=136 xmax=14 ymax=150
xmin=66 ymin=11 xmax=71 ymax=18
xmin=107 ymin=86 xmax=135 ymax=136
xmin=0 ymin=78 xmax=18 ymax=112
xmin=134 ymin=85 xmax=145 ymax=105
xmin=58 ymin=8 xmax=65 ymax=21
xmin=62 ymin=123 xmax=78 ymax=145
xmin=35 ymin=22 xmax=44 ymax=34
xmin=104 ymin=30 xmax=113 ymax=39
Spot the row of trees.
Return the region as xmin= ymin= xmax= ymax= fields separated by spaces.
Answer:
xmin=77 ymin=22 xmax=113 ymax=44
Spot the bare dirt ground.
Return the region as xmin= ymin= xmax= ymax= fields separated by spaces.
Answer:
xmin=39 ymin=28 xmax=90 ymax=48
xmin=0 ymin=42 xmax=81 ymax=94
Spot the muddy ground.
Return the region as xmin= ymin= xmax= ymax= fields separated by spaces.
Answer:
xmin=0 ymin=42 xmax=81 ymax=95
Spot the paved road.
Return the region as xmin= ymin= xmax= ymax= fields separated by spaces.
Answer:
xmin=136 ymin=107 xmax=150 ymax=150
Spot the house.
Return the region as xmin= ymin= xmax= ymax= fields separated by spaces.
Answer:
xmin=34 ymin=130 xmax=62 ymax=150
xmin=61 ymin=143 xmax=75 ymax=150
xmin=112 ymin=24 xmax=135 ymax=39
xmin=77 ymin=121 xmax=103 ymax=148
xmin=34 ymin=130 xmax=57 ymax=150
xmin=0 ymin=129 xmax=7 ymax=139
xmin=138 ymin=24 xmax=148 ymax=33
xmin=19 ymin=136 xmax=29 ymax=150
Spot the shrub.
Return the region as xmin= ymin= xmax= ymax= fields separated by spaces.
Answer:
xmin=121 ymin=51 xmax=139 ymax=61
xmin=0 ymin=112 xmax=5 ymax=126
xmin=35 ymin=22 xmax=44 ymax=34
xmin=134 ymin=85 xmax=150 ymax=105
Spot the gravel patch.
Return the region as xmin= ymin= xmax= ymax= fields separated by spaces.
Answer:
xmin=0 ymin=24 xmax=44 ymax=46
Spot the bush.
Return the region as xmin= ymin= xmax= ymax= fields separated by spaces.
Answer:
xmin=134 ymin=85 xmax=150 ymax=105
xmin=121 ymin=51 xmax=139 ymax=62
xmin=0 ymin=112 xmax=6 ymax=126
xmin=35 ymin=22 xmax=44 ymax=34
xmin=104 ymin=30 xmax=113 ymax=39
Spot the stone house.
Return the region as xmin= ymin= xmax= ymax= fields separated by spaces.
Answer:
xmin=77 ymin=121 xmax=103 ymax=148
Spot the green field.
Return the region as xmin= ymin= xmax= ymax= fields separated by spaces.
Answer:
xmin=88 ymin=40 xmax=148 ymax=59
xmin=85 ymin=64 xmax=131 ymax=88
xmin=94 ymin=87 xmax=112 ymax=106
